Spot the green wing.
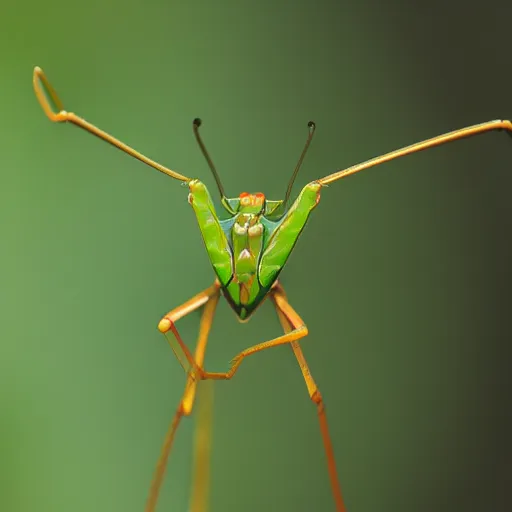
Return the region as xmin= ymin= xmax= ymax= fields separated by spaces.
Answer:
xmin=188 ymin=180 xmax=233 ymax=287
xmin=259 ymin=182 xmax=321 ymax=287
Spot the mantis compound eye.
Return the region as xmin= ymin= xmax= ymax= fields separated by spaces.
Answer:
xmin=239 ymin=192 xmax=250 ymax=206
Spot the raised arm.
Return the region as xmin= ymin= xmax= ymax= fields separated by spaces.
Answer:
xmin=317 ymin=120 xmax=512 ymax=186
xmin=33 ymin=66 xmax=191 ymax=183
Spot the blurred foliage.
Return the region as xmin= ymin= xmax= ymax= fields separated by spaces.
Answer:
xmin=1 ymin=1 xmax=511 ymax=511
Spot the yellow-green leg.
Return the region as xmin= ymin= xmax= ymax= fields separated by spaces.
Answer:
xmin=271 ymin=283 xmax=347 ymax=512
xmin=189 ymin=379 xmax=214 ymax=512
xmin=202 ymin=290 xmax=309 ymax=381
xmin=317 ymin=119 xmax=512 ymax=185
xmin=155 ymin=281 xmax=339 ymax=512
xmin=146 ymin=283 xmax=220 ymax=512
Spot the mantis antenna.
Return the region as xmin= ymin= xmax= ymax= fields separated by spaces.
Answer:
xmin=282 ymin=121 xmax=317 ymax=210
xmin=193 ymin=118 xmax=227 ymax=199
xmin=32 ymin=66 xmax=191 ymax=183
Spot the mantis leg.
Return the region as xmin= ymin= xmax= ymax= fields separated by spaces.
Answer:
xmin=202 ymin=290 xmax=308 ymax=381
xmin=271 ymin=283 xmax=347 ymax=512
xmin=158 ymin=282 xmax=220 ymax=375
xmin=189 ymin=378 xmax=214 ymax=512
xmin=317 ymin=119 xmax=512 ymax=185
xmin=146 ymin=284 xmax=220 ymax=512
xmin=32 ymin=66 xmax=190 ymax=182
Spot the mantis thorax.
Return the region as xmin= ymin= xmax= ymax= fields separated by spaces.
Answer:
xmin=188 ymin=180 xmax=321 ymax=321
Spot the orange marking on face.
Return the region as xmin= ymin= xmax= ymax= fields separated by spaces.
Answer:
xmin=239 ymin=192 xmax=266 ymax=207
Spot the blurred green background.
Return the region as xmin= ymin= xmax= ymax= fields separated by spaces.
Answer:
xmin=1 ymin=1 xmax=511 ymax=511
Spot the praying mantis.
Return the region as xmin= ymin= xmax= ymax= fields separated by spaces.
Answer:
xmin=33 ymin=65 xmax=512 ymax=512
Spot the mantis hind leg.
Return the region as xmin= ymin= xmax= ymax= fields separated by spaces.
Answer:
xmin=146 ymin=285 xmax=220 ymax=512
xmin=271 ymin=283 xmax=348 ymax=512
xmin=189 ymin=378 xmax=214 ymax=512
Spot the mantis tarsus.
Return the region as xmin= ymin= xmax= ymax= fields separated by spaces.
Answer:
xmin=33 ymin=65 xmax=512 ymax=512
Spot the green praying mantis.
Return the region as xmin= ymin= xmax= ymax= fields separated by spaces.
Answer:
xmin=33 ymin=65 xmax=512 ymax=512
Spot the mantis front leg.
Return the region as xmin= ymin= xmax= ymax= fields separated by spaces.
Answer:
xmin=317 ymin=120 xmax=512 ymax=185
